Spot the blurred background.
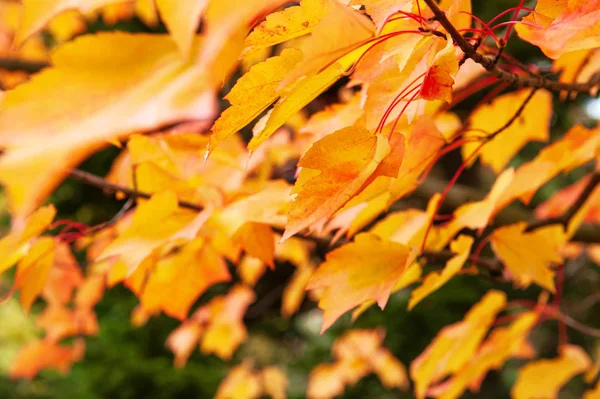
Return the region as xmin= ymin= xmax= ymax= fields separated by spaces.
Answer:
xmin=0 ymin=1 xmax=599 ymax=398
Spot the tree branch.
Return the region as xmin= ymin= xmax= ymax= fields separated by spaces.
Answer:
xmin=0 ymin=58 xmax=49 ymax=74
xmin=422 ymin=0 xmax=600 ymax=94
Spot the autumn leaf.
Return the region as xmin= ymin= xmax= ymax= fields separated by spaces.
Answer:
xmin=409 ymin=235 xmax=474 ymax=310
xmin=155 ymin=0 xmax=207 ymax=57
xmin=490 ymin=222 xmax=566 ymax=292
xmin=0 ymin=205 xmax=55 ymax=274
xmin=307 ymin=233 xmax=412 ymax=332
xmin=9 ymin=339 xmax=85 ymax=380
xmin=462 ymin=89 xmax=553 ymax=173
xmin=13 ymin=236 xmax=55 ymax=313
xmin=515 ymin=0 xmax=600 ymax=59
xmin=0 ymin=32 xmax=239 ymax=220
xmin=243 ymin=0 xmax=327 ymax=54
xmin=208 ymin=48 xmax=303 ymax=153
xmin=99 ymin=192 xmax=212 ymax=275
xmin=140 ymin=238 xmax=231 ymax=320
xmin=283 ymin=125 xmax=393 ymax=240
xmin=410 ymin=290 xmax=506 ymax=399
xmin=512 ymin=344 xmax=592 ymax=399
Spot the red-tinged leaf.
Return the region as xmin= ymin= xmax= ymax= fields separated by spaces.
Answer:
xmin=307 ymin=233 xmax=413 ymax=332
xmin=420 ymin=42 xmax=459 ymax=103
xmin=515 ymin=0 xmax=600 ymax=59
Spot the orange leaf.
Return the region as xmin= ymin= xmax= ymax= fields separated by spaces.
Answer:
xmin=512 ymin=344 xmax=592 ymax=399
xmin=410 ymin=290 xmax=506 ymax=399
xmin=283 ymin=126 xmax=392 ymax=240
xmin=515 ymin=0 xmax=600 ymax=59
xmin=141 ymin=238 xmax=230 ymax=320
xmin=9 ymin=339 xmax=85 ymax=380
xmin=491 ymin=222 xmax=566 ymax=292
xmin=307 ymin=233 xmax=412 ymax=332
xmin=420 ymin=41 xmax=459 ymax=103
xmin=165 ymin=322 xmax=203 ymax=368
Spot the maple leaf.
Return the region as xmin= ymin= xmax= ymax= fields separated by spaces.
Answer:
xmin=155 ymin=0 xmax=207 ymax=57
xmin=208 ymin=48 xmax=304 ymax=153
xmin=283 ymin=125 xmax=394 ymax=240
xmin=243 ymin=0 xmax=327 ymax=55
xmin=0 ymin=205 xmax=55 ymax=274
xmin=9 ymin=339 xmax=85 ymax=380
xmin=0 ymin=32 xmax=240 ymax=220
xmin=410 ymin=290 xmax=506 ymax=399
xmin=99 ymin=192 xmax=212 ymax=275
xmin=307 ymin=233 xmax=413 ymax=332
xmin=281 ymin=0 xmax=374 ymax=87
xmin=490 ymin=222 xmax=566 ymax=292
xmin=512 ymin=345 xmax=592 ymax=399
xmin=462 ymin=89 xmax=553 ymax=173
xmin=409 ymin=235 xmax=474 ymax=310
xmin=431 ymin=312 xmax=538 ymax=399
xmin=13 ymin=236 xmax=55 ymax=313
xmin=140 ymin=238 xmax=231 ymax=320
xmin=214 ymin=360 xmax=262 ymax=399
xmin=515 ymin=0 xmax=600 ymax=59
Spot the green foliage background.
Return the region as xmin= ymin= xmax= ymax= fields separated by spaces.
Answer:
xmin=0 ymin=2 xmax=599 ymax=398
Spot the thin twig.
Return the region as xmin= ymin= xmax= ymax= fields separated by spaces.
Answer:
xmin=422 ymin=0 xmax=600 ymax=94
xmin=0 ymin=57 xmax=49 ymax=74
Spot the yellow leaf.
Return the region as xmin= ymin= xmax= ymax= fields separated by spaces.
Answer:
xmin=512 ymin=345 xmax=592 ymax=399
xmin=208 ymin=48 xmax=303 ymax=152
xmin=243 ymin=0 xmax=327 ymax=54
xmin=200 ymin=285 xmax=255 ymax=360
xmin=0 ymin=32 xmax=239 ymax=220
xmin=585 ymin=380 xmax=600 ymax=399
xmin=155 ymin=0 xmax=207 ymax=58
xmin=234 ymin=223 xmax=275 ymax=267
xmin=462 ymin=89 xmax=553 ymax=173
xmin=281 ymin=0 xmax=374 ymax=86
xmin=261 ymin=366 xmax=288 ymax=399
xmin=0 ymin=205 xmax=55 ymax=275
xmin=490 ymin=222 xmax=566 ymax=292
xmin=215 ymin=360 xmax=262 ymax=399
xmin=141 ymin=238 xmax=230 ymax=320
xmin=282 ymin=263 xmax=314 ymax=317
xmin=99 ymin=192 xmax=212 ymax=274
xmin=14 ymin=237 xmax=55 ymax=313
xmin=283 ymin=126 xmax=392 ymax=240
xmin=409 ymin=235 xmax=474 ymax=310
xmin=248 ymin=46 xmax=366 ymax=151
xmin=435 ymin=312 xmax=538 ymax=399
xmin=307 ymin=233 xmax=412 ymax=332
xmin=410 ymin=290 xmax=506 ymax=399
xmin=15 ymin=0 xmax=125 ymax=44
